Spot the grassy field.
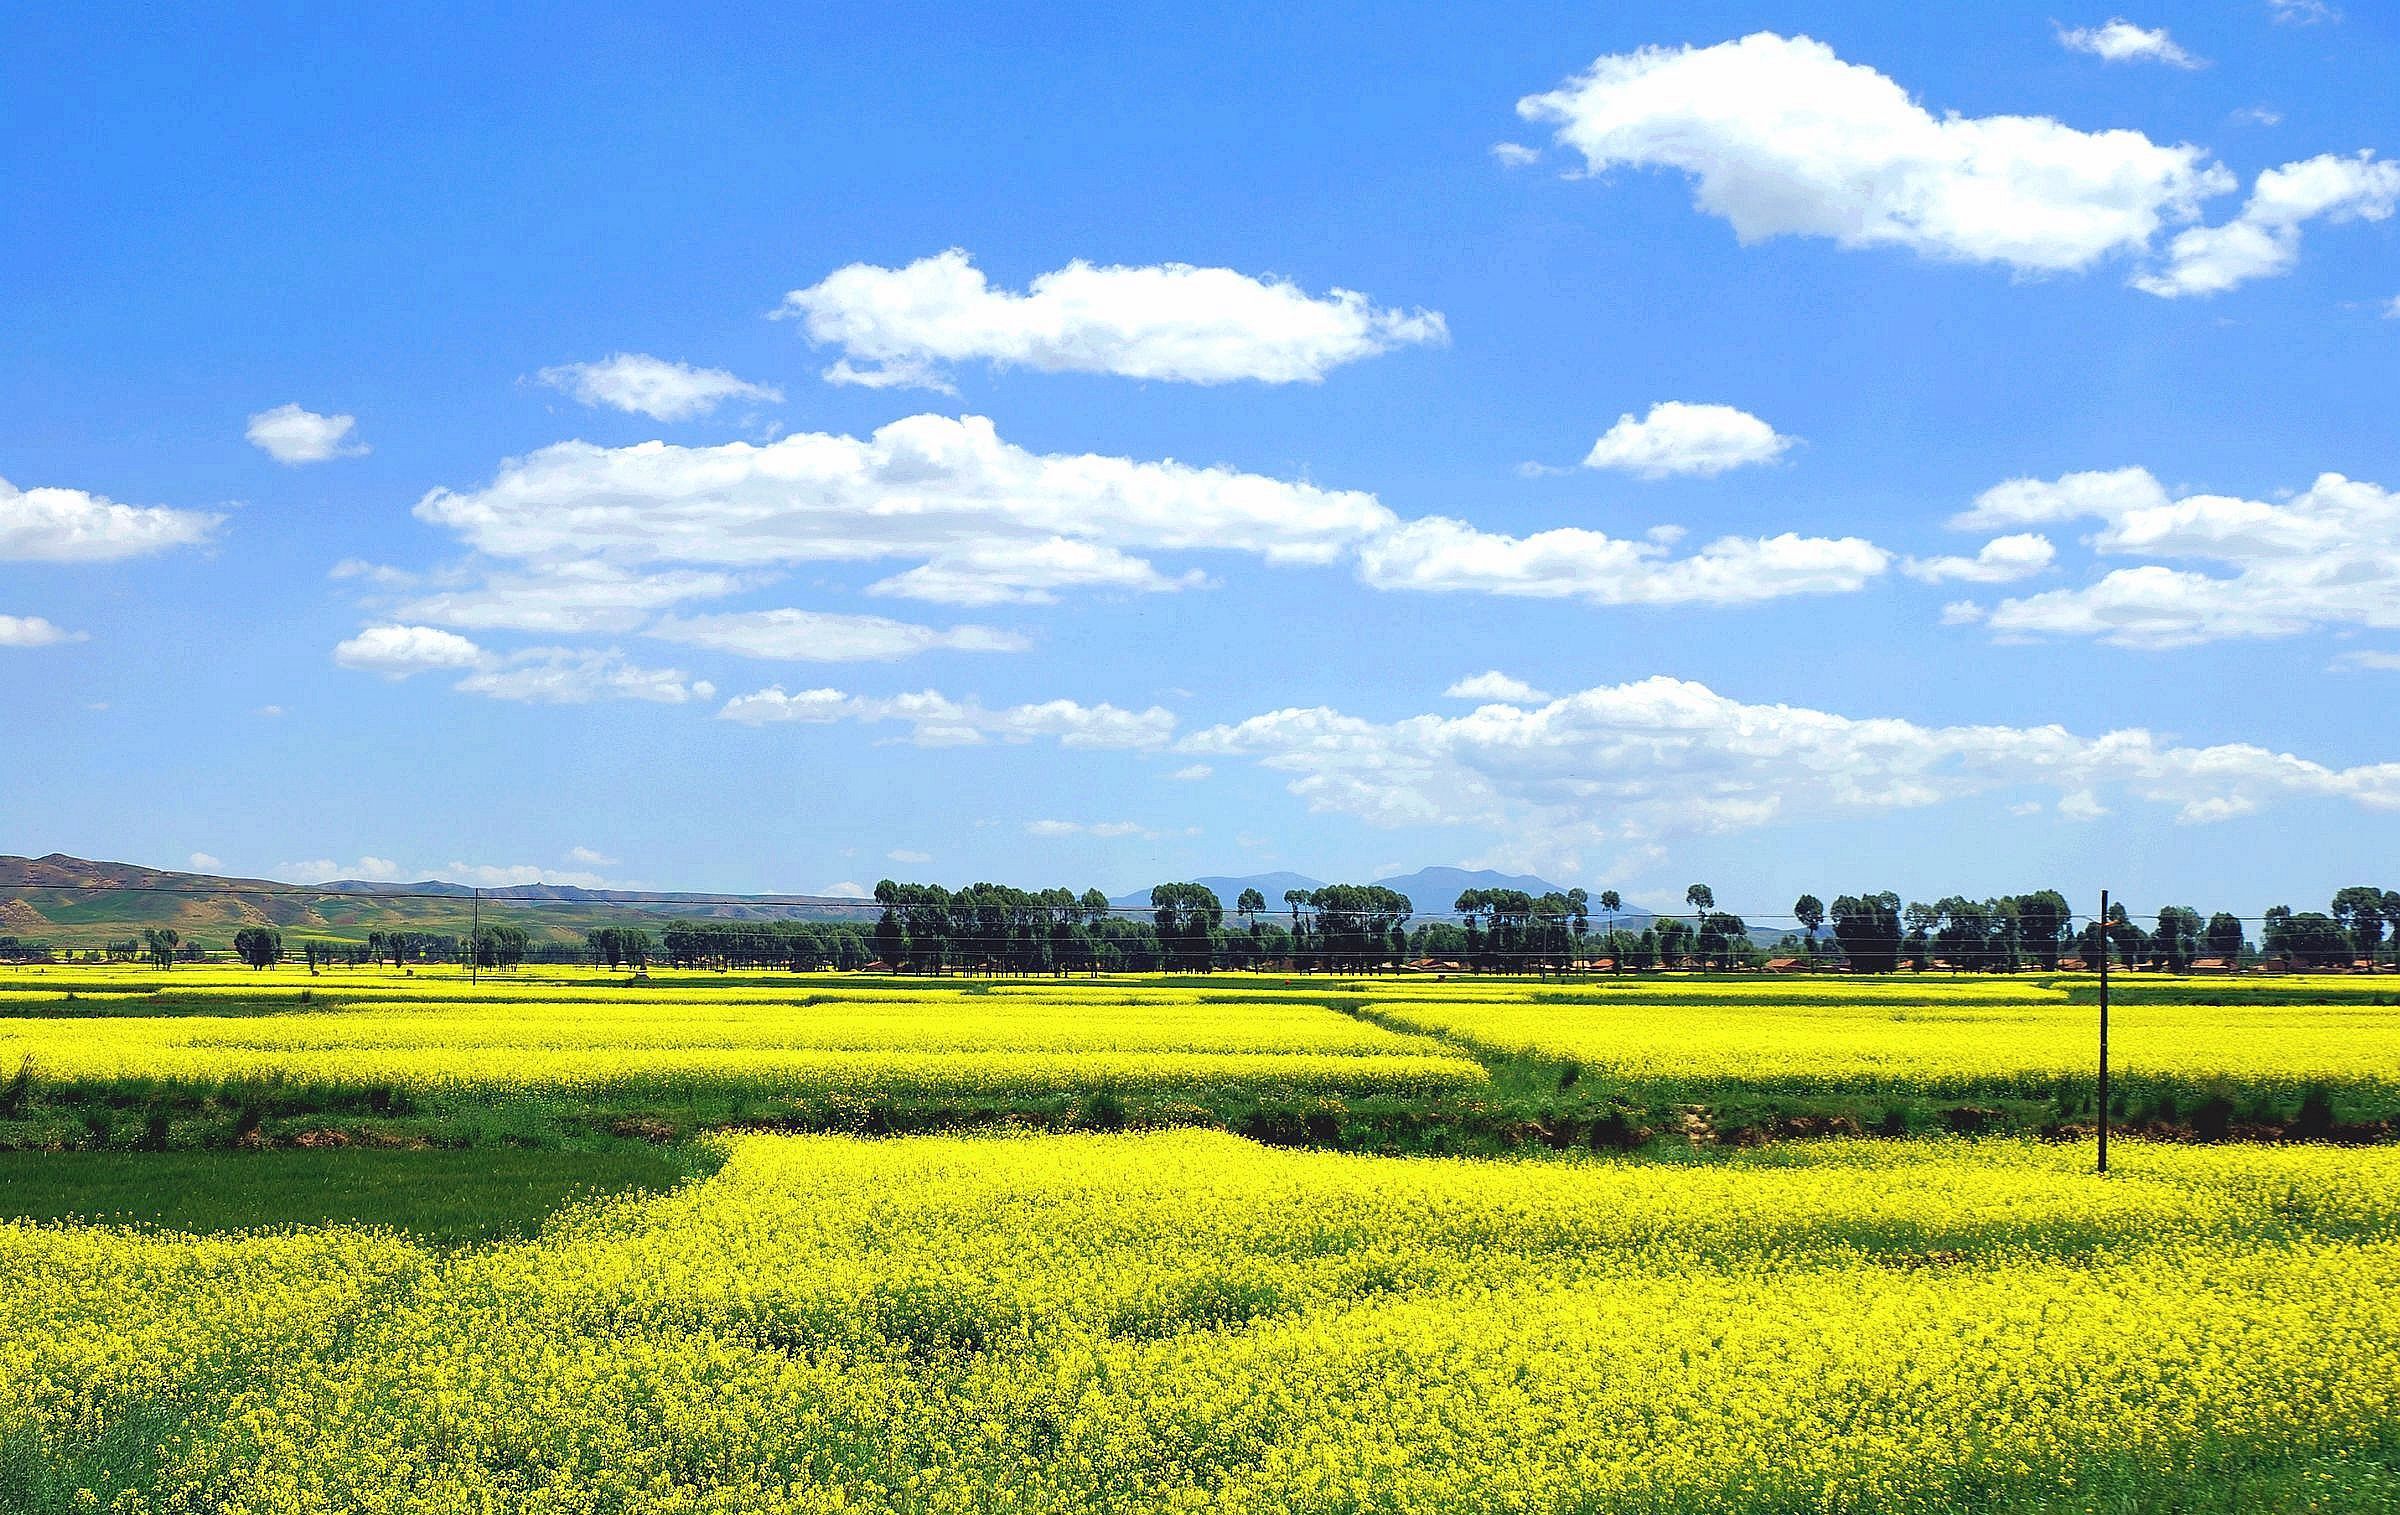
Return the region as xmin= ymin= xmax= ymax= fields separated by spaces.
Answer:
xmin=0 ymin=1147 xmax=707 ymax=1244
xmin=7 ymin=964 xmax=2400 ymax=1510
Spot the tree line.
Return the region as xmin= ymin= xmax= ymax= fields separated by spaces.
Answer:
xmin=9 ymin=880 xmax=2399 ymax=974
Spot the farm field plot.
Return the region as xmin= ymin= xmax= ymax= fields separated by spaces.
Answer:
xmin=1380 ymin=991 xmax=2400 ymax=1105
xmin=7 ymin=1132 xmax=2400 ymax=1512
xmin=0 ymin=978 xmax=1481 ymax=1105
xmin=7 ymin=966 xmax=2400 ymax=1150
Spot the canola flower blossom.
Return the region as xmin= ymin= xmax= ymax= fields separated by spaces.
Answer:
xmin=0 ymin=980 xmax=1484 ymax=1100
xmin=5 ymin=1133 xmax=2399 ymax=1510
xmin=1380 ymin=994 xmax=2400 ymax=1096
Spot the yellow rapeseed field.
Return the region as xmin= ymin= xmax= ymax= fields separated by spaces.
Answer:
xmin=0 ymin=978 xmax=1485 ymax=1100
xmin=6 ymin=1133 xmax=2398 ymax=1511
xmin=1381 ymin=993 xmax=2400 ymax=1097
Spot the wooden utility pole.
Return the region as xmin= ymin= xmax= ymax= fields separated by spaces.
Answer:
xmin=470 ymin=887 xmax=482 ymax=987
xmin=2097 ymin=887 xmax=2110 ymax=1175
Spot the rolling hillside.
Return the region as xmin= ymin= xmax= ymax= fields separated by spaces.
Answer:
xmin=0 ymin=854 xmax=877 ymax=950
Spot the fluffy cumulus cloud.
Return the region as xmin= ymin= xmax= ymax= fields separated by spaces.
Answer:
xmin=865 ymin=541 xmax=1208 ymax=607
xmin=2056 ymin=19 xmax=2203 ymax=67
xmin=398 ymin=412 xmax=1899 ymax=665
xmin=1901 ymin=533 xmax=2056 ymax=584
xmin=245 ymin=404 xmax=368 ymax=464
xmin=1025 ymin=819 xmax=1159 ymax=840
xmin=2135 ymin=152 xmax=2400 ymax=297
xmin=332 ymin=623 xmax=708 ymax=702
xmin=332 ymin=624 xmax=485 ymax=677
xmin=282 ymin=856 xmax=407 ymax=884
xmin=535 ymin=353 xmax=783 ymax=421
xmin=188 ymin=852 xmax=223 ymax=871
xmin=282 ymin=855 xmax=612 ymax=888
xmin=1518 ymin=32 xmax=2232 ymax=276
xmin=440 ymin=861 xmax=615 ymax=888
xmin=416 ymin=414 xmax=1398 ymax=604
xmin=393 ymin=564 xmax=752 ymax=636
xmin=1581 ymin=402 xmax=1795 ymax=478
xmin=1 ymin=476 xmax=220 ymax=562
xmin=1444 ymin=671 xmax=1553 ymax=704
xmin=0 ymin=613 xmax=85 ymax=648
xmin=717 ymin=686 xmax=1175 ymax=749
xmin=453 ymin=648 xmax=714 ymax=705
xmin=1357 ymin=520 xmax=1890 ymax=605
xmin=1185 ymin=675 xmax=2400 ymax=869
xmin=646 ymin=608 xmax=1026 ymax=662
xmin=1945 ymin=468 xmax=2400 ymax=647
xmin=778 ymin=249 xmax=1447 ymax=388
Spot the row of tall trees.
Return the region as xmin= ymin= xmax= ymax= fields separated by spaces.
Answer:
xmin=23 ymin=881 xmax=2400 ymax=975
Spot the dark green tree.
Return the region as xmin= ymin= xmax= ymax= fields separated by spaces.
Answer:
xmin=232 ymin=926 xmax=282 ymax=969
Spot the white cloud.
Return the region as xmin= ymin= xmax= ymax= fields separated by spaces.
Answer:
xmin=1581 ymin=401 xmax=1794 ymax=478
xmin=421 ymin=861 xmax=609 ymax=889
xmin=887 ymin=848 xmax=933 ymax=864
xmin=245 ymin=403 xmax=368 ymax=464
xmin=188 ymin=852 xmax=223 ymax=872
xmin=2386 ymin=295 xmax=2400 ymax=318
xmin=396 ymin=564 xmax=749 ymax=635
xmin=1184 ymin=675 xmax=2400 ymax=870
xmin=2056 ymin=791 xmax=2112 ymax=822
xmin=646 ymin=608 xmax=1028 ymax=661
xmin=866 ymin=540 xmax=1207 ymax=606
xmin=1956 ymin=469 xmax=2400 ymax=647
xmin=566 ymin=846 xmax=618 ymax=866
xmin=2332 ymin=650 xmax=2400 ymax=673
xmin=1518 ymin=32 xmax=2232 ymax=275
xmin=0 ymin=476 xmax=221 ymax=562
xmin=820 ymin=881 xmax=870 ymax=899
xmin=332 ymin=624 xmax=708 ymax=703
xmin=2269 ymin=0 xmax=2338 ymax=23
xmin=0 ymin=613 xmax=86 ymax=648
xmin=330 ymin=559 xmax=418 ymax=588
xmin=779 ymin=249 xmax=1446 ymax=388
xmin=1168 ymin=763 xmax=1214 ymax=781
xmin=2056 ymin=19 xmax=2203 ymax=67
xmin=1952 ymin=466 xmax=2169 ymax=530
xmin=2235 ymin=106 xmax=2283 ymax=127
xmin=1490 ymin=141 xmax=1541 ymax=167
xmin=256 ymin=704 xmax=284 ymax=717
xmin=416 ymin=414 xmax=1399 ymax=607
xmin=1025 ymin=819 xmax=1158 ymax=840
xmin=717 ymin=686 xmax=1175 ymax=750
xmin=535 ymin=353 xmax=783 ymax=421
xmin=1444 ymin=671 xmax=1553 ymax=704
xmin=410 ymin=413 xmax=1896 ymax=625
xmin=1357 ymin=519 xmax=1890 ymax=604
xmin=333 ymin=624 xmax=485 ymax=677
xmin=453 ymin=648 xmax=714 ymax=705
xmin=283 ymin=856 xmax=406 ymax=884
xmin=1902 ymin=533 xmax=2057 ymax=584
xmin=2135 ymin=152 xmax=2400 ymax=296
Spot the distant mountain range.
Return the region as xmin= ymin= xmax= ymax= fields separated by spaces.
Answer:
xmin=1109 ymin=867 xmax=1659 ymax=922
xmin=0 ymin=853 xmax=878 ymax=949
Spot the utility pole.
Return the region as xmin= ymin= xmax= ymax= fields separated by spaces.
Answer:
xmin=470 ymin=887 xmax=482 ymax=986
xmin=2097 ymin=887 xmax=2110 ymax=1176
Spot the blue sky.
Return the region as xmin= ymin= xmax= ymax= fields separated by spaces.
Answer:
xmin=4 ymin=0 xmax=2396 ymax=918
